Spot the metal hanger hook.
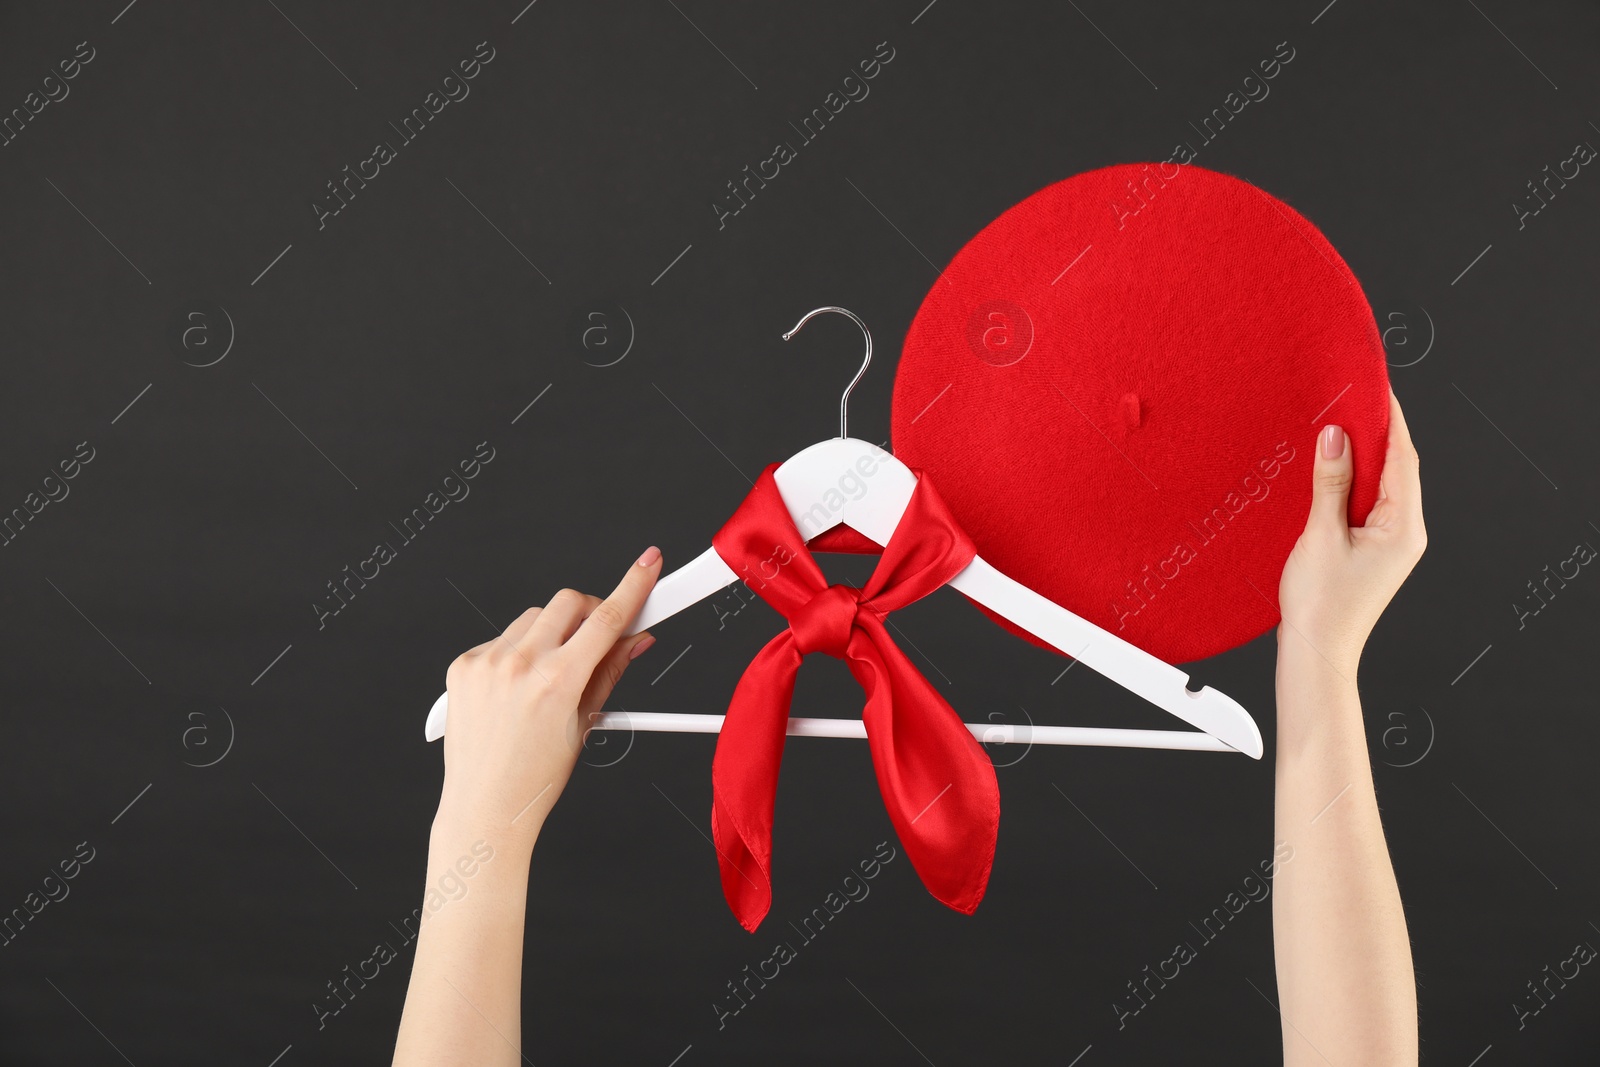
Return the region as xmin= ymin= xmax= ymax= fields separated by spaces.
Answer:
xmin=782 ymin=306 xmax=871 ymax=439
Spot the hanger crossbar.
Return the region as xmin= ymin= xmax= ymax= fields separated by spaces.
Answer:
xmin=586 ymin=711 xmax=1238 ymax=752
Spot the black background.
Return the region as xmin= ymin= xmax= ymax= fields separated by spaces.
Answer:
xmin=1 ymin=1 xmax=1597 ymax=1064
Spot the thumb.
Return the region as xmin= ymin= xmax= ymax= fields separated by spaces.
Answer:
xmin=1307 ymin=424 xmax=1353 ymax=535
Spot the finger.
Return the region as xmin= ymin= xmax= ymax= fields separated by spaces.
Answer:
xmin=558 ymin=547 xmax=664 ymax=672
xmin=1306 ymin=424 xmax=1354 ymax=535
xmin=1371 ymin=390 xmax=1422 ymax=528
xmin=498 ymin=605 xmax=543 ymax=646
xmin=518 ymin=589 xmax=600 ymax=654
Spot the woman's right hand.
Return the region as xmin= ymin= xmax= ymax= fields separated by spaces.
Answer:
xmin=435 ymin=547 xmax=662 ymax=845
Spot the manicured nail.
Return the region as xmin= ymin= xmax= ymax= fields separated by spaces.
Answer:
xmin=1321 ymin=425 xmax=1345 ymax=460
xmin=629 ymin=634 xmax=656 ymax=660
xmin=636 ymin=545 xmax=661 ymax=567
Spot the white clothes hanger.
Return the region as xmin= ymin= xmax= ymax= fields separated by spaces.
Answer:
xmin=426 ymin=308 xmax=1262 ymax=759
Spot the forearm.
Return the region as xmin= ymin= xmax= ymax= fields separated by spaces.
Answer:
xmin=1271 ymin=638 xmax=1416 ymax=1065
xmin=393 ymin=804 xmax=538 ymax=1067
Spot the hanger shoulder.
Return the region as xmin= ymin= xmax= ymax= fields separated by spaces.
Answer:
xmin=946 ymin=556 xmax=1264 ymax=759
xmin=630 ymin=545 xmax=736 ymax=634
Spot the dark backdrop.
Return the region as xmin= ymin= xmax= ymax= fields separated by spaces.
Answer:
xmin=1 ymin=1 xmax=1596 ymax=1064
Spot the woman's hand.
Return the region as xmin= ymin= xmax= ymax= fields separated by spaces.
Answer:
xmin=1277 ymin=391 xmax=1427 ymax=677
xmin=436 ymin=547 xmax=662 ymax=844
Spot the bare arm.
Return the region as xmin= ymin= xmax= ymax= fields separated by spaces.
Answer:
xmin=392 ymin=549 xmax=662 ymax=1067
xmin=1272 ymin=394 xmax=1424 ymax=1064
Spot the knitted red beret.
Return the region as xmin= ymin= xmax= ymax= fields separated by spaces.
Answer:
xmin=891 ymin=164 xmax=1389 ymax=665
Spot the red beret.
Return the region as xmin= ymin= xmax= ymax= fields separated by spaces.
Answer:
xmin=891 ymin=164 xmax=1389 ymax=664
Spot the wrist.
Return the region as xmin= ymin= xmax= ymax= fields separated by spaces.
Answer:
xmin=1275 ymin=626 xmax=1367 ymax=755
xmin=432 ymin=793 xmax=540 ymax=862
xmin=1274 ymin=623 xmax=1361 ymax=687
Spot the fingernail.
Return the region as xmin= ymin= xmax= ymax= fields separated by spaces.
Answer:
xmin=1321 ymin=425 xmax=1345 ymax=460
xmin=636 ymin=545 xmax=661 ymax=567
xmin=628 ymin=634 xmax=656 ymax=660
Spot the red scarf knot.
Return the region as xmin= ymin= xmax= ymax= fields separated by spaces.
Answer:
xmin=789 ymin=583 xmax=865 ymax=657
